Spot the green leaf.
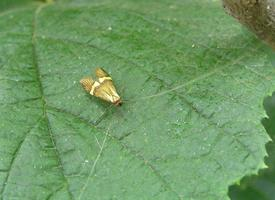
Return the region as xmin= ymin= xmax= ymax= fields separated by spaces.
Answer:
xmin=0 ymin=0 xmax=35 ymax=11
xmin=229 ymin=93 xmax=275 ymax=200
xmin=0 ymin=0 xmax=274 ymax=199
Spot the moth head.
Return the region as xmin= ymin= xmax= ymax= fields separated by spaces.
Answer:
xmin=114 ymin=98 xmax=122 ymax=106
xmin=80 ymin=77 xmax=95 ymax=92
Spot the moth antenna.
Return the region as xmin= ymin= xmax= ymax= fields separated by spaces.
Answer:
xmin=80 ymin=77 xmax=95 ymax=92
xmin=95 ymin=67 xmax=110 ymax=78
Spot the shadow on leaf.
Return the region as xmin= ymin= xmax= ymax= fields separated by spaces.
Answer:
xmin=229 ymin=92 xmax=275 ymax=200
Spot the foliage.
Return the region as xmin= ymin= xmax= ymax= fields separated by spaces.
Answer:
xmin=0 ymin=0 xmax=274 ymax=199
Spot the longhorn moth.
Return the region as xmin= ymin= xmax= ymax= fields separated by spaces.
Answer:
xmin=80 ymin=68 xmax=122 ymax=106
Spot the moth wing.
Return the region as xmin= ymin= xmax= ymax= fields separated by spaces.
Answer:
xmin=94 ymin=80 xmax=121 ymax=104
xmin=95 ymin=67 xmax=110 ymax=78
xmin=80 ymin=77 xmax=95 ymax=92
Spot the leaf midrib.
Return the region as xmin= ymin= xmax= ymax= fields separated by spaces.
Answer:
xmin=31 ymin=4 xmax=75 ymax=200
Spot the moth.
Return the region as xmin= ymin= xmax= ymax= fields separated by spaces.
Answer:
xmin=80 ymin=68 xmax=122 ymax=106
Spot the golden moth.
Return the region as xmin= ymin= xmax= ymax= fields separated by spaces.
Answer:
xmin=80 ymin=68 xmax=122 ymax=106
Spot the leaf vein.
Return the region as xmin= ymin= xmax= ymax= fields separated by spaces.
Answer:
xmin=31 ymin=4 xmax=75 ymax=200
xmin=47 ymin=105 xmax=182 ymax=199
xmin=0 ymin=117 xmax=43 ymax=197
xmin=77 ymin=124 xmax=109 ymax=200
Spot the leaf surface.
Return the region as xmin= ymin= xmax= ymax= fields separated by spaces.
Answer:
xmin=0 ymin=0 xmax=274 ymax=199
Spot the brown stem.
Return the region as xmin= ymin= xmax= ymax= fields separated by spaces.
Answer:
xmin=222 ymin=0 xmax=275 ymax=49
